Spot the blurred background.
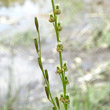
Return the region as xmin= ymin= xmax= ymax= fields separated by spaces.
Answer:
xmin=0 ymin=0 xmax=110 ymax=110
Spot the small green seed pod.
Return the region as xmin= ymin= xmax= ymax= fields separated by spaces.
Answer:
xmin=65 ymin=76 xmax=69 ymax=85
xmin=56 ymin=4 xmax=60 ymax=9
xmin=60 ymin=94 xmax=65 ymax=103
xmin=64 ymin=99 xmax=70 ymax=104
xmin=54 ymin=4 xmax=61 ymax=15
xmin=65 ymin=95 xmax=70 ymax=104
xmin=57 ymin=42 xmax=63 ymax=52
xmin=49 ymin=13 xmax=55 ymax=23
xmin=66 ymin=95 xmax=70 ymax=100
xmin=56 ymin=66 xmax=62 ymax=74
xmin=54 ymin=9 xmax=61 ymax=15
xmin=60 ymin=94 xmax=63 ymax=97
xmin=63 ymin=62 xmax=68 ymax=72
xmin=57 ymin=22 xmax=62 ymax=31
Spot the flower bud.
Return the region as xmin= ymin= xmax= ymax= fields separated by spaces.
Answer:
xmin=60 ymin=94 xmax=63 ymax=97
xmin=65 ymin=95 xmax=70 ymax=104
xmin=65 ymin=76 xmax=69 ymax=85
xmin=63 ymin=62 xmax=68 ymax=72
xmin=60 ymin=94 xmax=65 ymax=103
xmin=65 ymin=98 xmax=70 ymax=104
xmin=49 ymin=13 xmax=55 ymax=23
xmin=66 ymin=95 xmax=70 ymax=99
xmin=57 ymin=42 xmax=63 ymax=52
xmin=56 ymin=4 xmax=60 ymax=9
xmin=56 ymin=66 xmax=62 ymax=74
xmin=57 ymin=22 xmax=62 ymax=31
xmin=54 ymin=4 xmax=61 ymax=15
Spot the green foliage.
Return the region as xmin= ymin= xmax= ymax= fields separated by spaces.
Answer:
xmin=0 ymin=29 xmax=35 ymax=47
xmin=0 ymin=0 xmax=37 ymax=7
xmin=69 ymin=84 xmax=110 ymax=110
xmin=83 ymin=18 xmax=110 ymax=49
xmin=97 ymin=28 xmax=110 ymax=48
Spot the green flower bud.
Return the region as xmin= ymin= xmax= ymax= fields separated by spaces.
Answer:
xmin=60 ymin=94 xmax=63 ymax=97
xmin=64 ymin=62 xmax=67 ymax=67
xmin=56 ymin=4 xmax=60 ymax=9
xmin=65 ymin=76 xmax=69 ymax=85
xmin=63 ymin=62 xmax=68 ymax=72
xmin=57 ymin=42 xmax=63 ymax=52
xmin=56 ymin=66 xmax=62 ymax=74
xmin=65 ymin=95 xmax=70 ymax=104
xmin=54 ymin=4 xmax=61 ymax=15
xmin=57 ymin=22 xmax=62 ymax=31
xmin=65 ymin=76 xmax=67 ymax=80
xmin=49 ymin=13 xmax=55 ymax=23
xmin=64 ymin=99 xmax=70 ymax=104
xmin=60 ymin=95 xmax=65 ymax=103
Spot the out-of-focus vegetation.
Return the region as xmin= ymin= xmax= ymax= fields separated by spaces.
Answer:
xmin=59 ymin=0 xmax=83 ymax=24
xmin=0 ymin=30 xmax=36 ymax=47
xmin=69 ymin=60 xmax=110 ymax=110
xmin=0 ymin=0 xmax=37 ymax=7
xmin=83 ymin=17 xmax=110 ymax=49
xmin=70 ymin=84 xmax=110 ymax=110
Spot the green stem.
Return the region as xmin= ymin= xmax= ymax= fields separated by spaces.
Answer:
xmin=51 ymin=0 xmax=67 ymax=110
xmin=51 ymin=0 xmax=60 ymax=42
xmin=37 ymin=29 xmax=57 ymax=109
xmin=37 ymin=30 xmax=41 ymax=56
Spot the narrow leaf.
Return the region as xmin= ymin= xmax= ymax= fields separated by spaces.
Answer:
xmin=45 ymin=69 xmax=49 ymax=81
xmin=34 ymin=38 xmax=39 ymax=53
xmin=55 ymin=97 xmax=60 ymax=109
xmin=35 ymin=17 xmax=39 ymax=32
xmin=45 ymin=86 xmax=50 ymax=99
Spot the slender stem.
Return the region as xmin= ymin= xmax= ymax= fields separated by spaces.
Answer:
xmin=42 ymin=68 xmax=56 ymax=106
xmin=51 ymin=0 xmax=67 ymax=110
xmin=37 ymin=30 xmax=41 ymax=56
xmin=37 ymin=29 xmax=57 ymax=109
xmin=51 ymin=0 xmax=60 ymax=42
